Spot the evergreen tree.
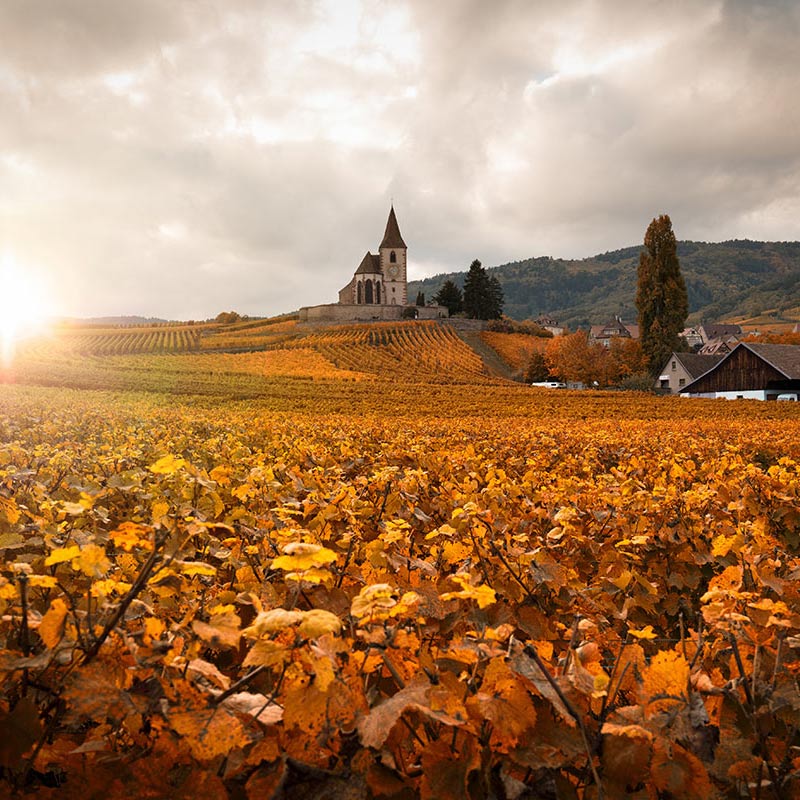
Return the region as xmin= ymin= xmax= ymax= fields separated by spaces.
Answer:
xmin=462 ymin=260 xmax=503 ymax=320
xmin=462 ymin=260 xmax=487 ymax=319
xmin=486 ymin=274 xmax=504 ymax=320
xmin=433 ymin=280 xmax=463 ymax=315
xmin=636 ymin=215 xmax=688 ymax=374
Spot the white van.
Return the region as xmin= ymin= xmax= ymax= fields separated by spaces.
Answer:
xmin=531 ymin=381 xmax=566 ymax=389
xmin=776 ymin=393 xmax=798 ymax=402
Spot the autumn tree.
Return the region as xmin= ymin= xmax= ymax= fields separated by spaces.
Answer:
xmin=544 ymin=330 xmax=608 ymax=386
xmin=433 ymin=280 xmax=463 ymax=315
xmin=524 ymin=350 xmax=549 ymax=382
xmin=605 ymin=337 xmax=649 ymax=385
xmin=636 ymin=215 xmax=688 ymax=374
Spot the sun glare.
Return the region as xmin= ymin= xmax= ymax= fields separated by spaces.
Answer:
xmin=0 ymin=252 xmax=54 ymax=366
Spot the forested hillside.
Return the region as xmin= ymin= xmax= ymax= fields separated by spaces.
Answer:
xmin=409 ymin=240 xmax=800 ymax=329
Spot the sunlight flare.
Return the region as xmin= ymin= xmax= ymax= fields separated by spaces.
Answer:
xmin=0 ymin=252 xmax=54 ymax=366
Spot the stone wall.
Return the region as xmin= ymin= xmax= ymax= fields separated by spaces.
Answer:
xmin=298 ymin=304 xmax=448 ymax=323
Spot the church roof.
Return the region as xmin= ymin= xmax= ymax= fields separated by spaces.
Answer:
xmin=379 ymin=206 xmax=407 ymax=249
xmin=355 ymin=252 xmax=382 ymax=275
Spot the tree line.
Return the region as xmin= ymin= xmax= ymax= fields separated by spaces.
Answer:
xmin=433 ymin=260 xmax=504 ymax=320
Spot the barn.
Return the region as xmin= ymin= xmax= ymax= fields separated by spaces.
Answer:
xmin=680 ymin=342 xmax=800 ymax=400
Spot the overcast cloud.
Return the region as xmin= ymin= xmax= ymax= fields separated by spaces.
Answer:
xmin=1 ymin=0 xmax=799 ymax=319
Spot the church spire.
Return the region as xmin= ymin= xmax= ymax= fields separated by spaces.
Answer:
xmin=379 ymin=205 xmax=407 ymax=249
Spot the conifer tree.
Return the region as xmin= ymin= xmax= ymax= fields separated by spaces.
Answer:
xmin=433 ymin=280 xmax=463 ymax=315
xmin=462 ymin=260 xmax=504 ymax=320
xmin=462 ymin=260 xmax=486 ymax=319
xmin=636 ymin=215 xmax=688 ymax=374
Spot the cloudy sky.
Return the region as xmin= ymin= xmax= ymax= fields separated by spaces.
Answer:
xmin=2 ymin=0 xmax=799 ymax=319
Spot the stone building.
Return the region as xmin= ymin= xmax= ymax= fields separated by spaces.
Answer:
xmin=298 ymin=207 xmax=447 ymax=323
xmin=338 ymin=206 xmax=408 ymax=307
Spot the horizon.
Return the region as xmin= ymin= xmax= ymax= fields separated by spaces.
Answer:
xmin=2 ymin=1 xmax=799 ymax=320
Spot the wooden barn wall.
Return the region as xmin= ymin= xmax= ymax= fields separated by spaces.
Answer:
xmin=689 ymin=348 xmax=784 ymax=393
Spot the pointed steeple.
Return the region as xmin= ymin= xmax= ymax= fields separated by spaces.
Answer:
xmin=379 ymin=205 xmax=407 ymax=249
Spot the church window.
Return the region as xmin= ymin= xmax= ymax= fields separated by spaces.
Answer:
xmin=376 ymin=282 xmax=381 ymax=303
xmin=365 ymin=279 xmax=374 ymax=304
xmin=357 ymin=282 xmax=362 ymax=304
xmin=390 ymin=251 xmax=396 ymax=263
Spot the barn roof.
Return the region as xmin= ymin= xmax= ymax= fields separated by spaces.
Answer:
xmin=682 ymin=342 xmax=800 ymax=394
xmin=744 ymin=343 xmax=800 ymax=378
xmin=674 ymin=352 xmax=725 ymax=379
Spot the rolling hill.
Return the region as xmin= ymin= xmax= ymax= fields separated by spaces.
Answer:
xmin=408 ymin=240 xmax=800 ymax=329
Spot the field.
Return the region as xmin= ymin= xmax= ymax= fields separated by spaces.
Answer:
xmin=1 ymin=320 xmax=799 ymax=799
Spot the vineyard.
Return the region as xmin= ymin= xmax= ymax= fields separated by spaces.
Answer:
xmin=480 ymin=332 xmax=548 ymax=373
xmin=0 ymin=323 xmax=799 ymax=799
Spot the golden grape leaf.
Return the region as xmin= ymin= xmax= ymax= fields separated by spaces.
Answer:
xmin=44 ymin=545 xmax=81 ymax=567
xmin=0 ymin=495 xmax=21 ymax=525
xmin=297 ymin=609 xmax=342 ymax=638
xmin=148 ymin=455 xmax=187 ymax=475
xmin=271 ymin=542 xmax=337 ymax=571
xmin=169 ymin=705 xmax=246 ymax=762
xmin=641 ymin=650 xmax=689 ymax=715
xmin=192 ymin=612 xmax=241 ymax=650
xmin=75 ymin=543 xmax=111 ymax=578
xmin=39 ymin=598 xmax=69 ymax=649
xmin=628 ymin=625 xmax=658 ymax=640
xmin=358 ymin=679 xmax=465 ymax=749
xmin=440 ymin=574 xmax=496 ymax=609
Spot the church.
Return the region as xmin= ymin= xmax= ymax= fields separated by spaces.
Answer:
xmin=298 ymin=206 xmax=447 ymax=323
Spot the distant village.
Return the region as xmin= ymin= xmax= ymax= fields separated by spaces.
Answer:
xmin=297 ymin=207 xmax=800 ymax=403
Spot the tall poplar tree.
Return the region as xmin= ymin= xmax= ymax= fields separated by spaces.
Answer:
xmin=636 ymin=214 xmax=688 ymax=374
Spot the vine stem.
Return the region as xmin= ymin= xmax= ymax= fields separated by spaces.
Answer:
xmin=81 ymin=535 xmax=166 ymax=665
xmin=523 ymin=643 xmax=604 ymax=799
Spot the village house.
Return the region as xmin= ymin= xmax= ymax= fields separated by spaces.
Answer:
xmin=655 ymin=352 xmax=724 ymax=394
xmin=681 ymin=342 xmax=800 ymax=400
xmin=534 ymin=315 xmax=564 ymax=336
xmin=589 ymin=317 xmax=639 ymax=348
xmin=681 ymin=326 xmax=704 ymax=349
xmin=298 ymin=207 xmax=447 ymax=323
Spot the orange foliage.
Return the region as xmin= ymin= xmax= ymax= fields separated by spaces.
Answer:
xmin=1 ymin=331 xmax=800 ymax=797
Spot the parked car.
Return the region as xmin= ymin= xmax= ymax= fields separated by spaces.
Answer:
xmin=531 ymin=381 xmax=566 ymax=389
xmin=776 ymin=393 xmax=798 ymax=402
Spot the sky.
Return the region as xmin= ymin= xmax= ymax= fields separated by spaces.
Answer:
xmin=1 ymin=0 xmax=799 ymax=320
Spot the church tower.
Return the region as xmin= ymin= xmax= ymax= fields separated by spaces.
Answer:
xmin=378 ymin=206 xmax=407 ymax=306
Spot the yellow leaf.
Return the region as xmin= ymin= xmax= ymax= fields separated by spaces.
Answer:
xmin=110 ymin=522 xmax=153 ymax=552
xmin=39 ymin=598 xmax=69 ymax=648
xmin=75 ymin=544 xmax=111 ymax=578
xmin=440 ymin=574 xmax=496 ymax=609
xmin=351 ymin=583 xmax=397 ymax=623
xmin=44 ymin=545 xmax=81 ymax=567
xmin=148 ymin=454 xmax=186 ymax=475
xmin=27 ymin=575 xmax=59 ymax=589
xmin=151 ymin=500 xmax=170 ymax=524
xmin=242 ymin=608 xmax=304 ymax=638
xmin=209 ymin=465 xmax=233 ymax=485
xmin=271 ymin=542 xmax=337 ymax=572
xmin=298 ymin=609 xmax=342 ymax=638
xmin=283 ymin=567 xmax=334 ymax=585
xmin=178 ymin=561 xmax=216 ymax=577
xmin=628 ymin=625 xmax=658 ymax=640
xmin=0 ymin=495 xmax=21 ymax=524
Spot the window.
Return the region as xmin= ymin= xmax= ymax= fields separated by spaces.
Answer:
xmin=679 ymin=378 xmax=685 ymax=387
xmin=671 ymin=361 xmax=676 ymax=370
xmin=660 ymin=379 xmax=669 ymax=388
xmin=390 ymin=251 xmax=396 ymax=263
